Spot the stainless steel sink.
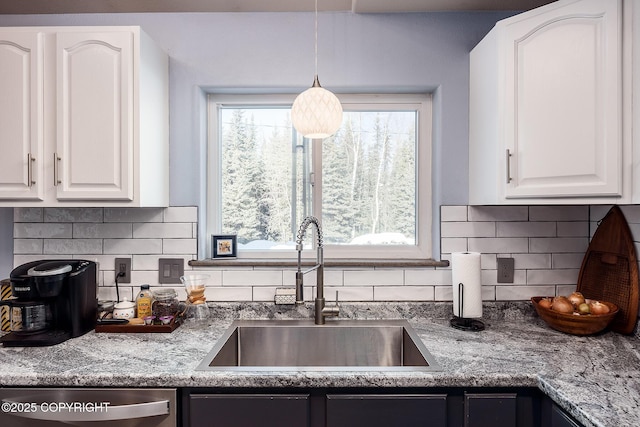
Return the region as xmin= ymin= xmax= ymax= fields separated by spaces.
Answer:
xmin=197 ymin=320 xmax=441 ymax=372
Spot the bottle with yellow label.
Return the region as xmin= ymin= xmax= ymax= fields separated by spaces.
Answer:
xmin=136 ymin=284 xmax=153 ymax=319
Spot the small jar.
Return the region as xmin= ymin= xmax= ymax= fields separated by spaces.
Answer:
xmin=152 ymin=288 xmax=179 ymax=319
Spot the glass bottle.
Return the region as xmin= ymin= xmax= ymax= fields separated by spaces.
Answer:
xmin=136 ymin=284 xmax=153 ymax=319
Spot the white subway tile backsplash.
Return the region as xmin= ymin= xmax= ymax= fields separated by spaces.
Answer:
xmin=104 ymin=238 xmax=162 ymax=254
xmin=209 ymin=287 xmax=253 ymax=302
xmin=529 ymin=206 xmax=588 ymax=221
xmin=441 ymin=221 xmax=495 ymax=238
xmin=589 ymin=205 xmax=612 ymax=221
xmin=325 ymin=286 xmax=374 ymax=301
xmin=405 ymin=268 xmax=450 ymax=285
xmin=620 ymin=205 xmax=640 ymax=223
xmin=13 ymin=204 xmax=635 ymax=304
xmin=468 ymin=206 xmax=528 ymax=222
xmin=512 ymin=253 xmax=551 ymax=269
xmin=496 ymin=221 xmax=555 ymax=238
xmin=163 ymin=206 xmax=198 ymax=223
xmin=14 ymin=223 xmax=72 ymax=238
xmin=73 ymin=223 xmax=132 ymax=239
xmin=44 ymin=239 xmax=102 ymax=255
xmin=556 ymin=221 xmax=588 ymax=237
xmin=526 ymin=269 xmax=579 ymax=285
xmin=162 ymin=238 xmax=197 ymax=254
xmin=222 ymin=270 xmax=283 ymax=287
xmin=104 ymin=207 xmax=163 ymax=223
xmin=468 ymin=237 xmax=529 ymax=254
xmin=44 ymin=208 xmax=103 ymax=223
xmin=14 ymin=208 xmax=43 ymax=222
xmin=252 ymin=287 xmax=279 ymax=302
xmin=133 ymin=223 xmax=193 ymax=239
xmin=374 ymin=286 xmax=434 ymax=301
xmin=343 ymin=270 xmax=404 ymax=286
xmin=495 ymin=285 xmax=555 ymax=301
xmin=133 ymin=254 xmax=192 ymax=271
xmin=441 ymin=205 xmax=467 ymax=221
xmin=529 ymin=237 xmax=588 ymax=253
xmin=551 ymin=253 xmax=585 ymax=269
xmin=441 ymin=238 xmax=467 ymax=253
xmin=556 ymin=284 xmax=578 ymax=296
xmin=130 ymin=270 xmax=161 ymax=286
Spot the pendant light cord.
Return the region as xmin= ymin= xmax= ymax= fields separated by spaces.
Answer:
xmin=314 ymin=0 xmax=318 ymax=78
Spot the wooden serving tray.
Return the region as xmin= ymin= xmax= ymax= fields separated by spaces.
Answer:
xmin=95 ymin=317 xmax=181 ymax=333
xmin=577 ymin=206 xmax=639 ymax=334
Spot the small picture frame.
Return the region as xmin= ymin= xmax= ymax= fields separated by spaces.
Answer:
xmin=212 ymin=235 xmax=237 ymax=258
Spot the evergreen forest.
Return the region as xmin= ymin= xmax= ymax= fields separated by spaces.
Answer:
xmin=221 ymin=108 xmax=416 ymax=249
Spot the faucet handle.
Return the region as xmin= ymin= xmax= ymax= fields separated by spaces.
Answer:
xmin=335 ymin=291 xmax=339 ymax=305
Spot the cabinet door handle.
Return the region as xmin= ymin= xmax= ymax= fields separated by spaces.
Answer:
xmin=27 ymin=153 xmax=35 ymax=187
xmin=505 ymin=149 xmax=512 ymax=184
xmin=53 ymin=153 xmax=61 ymax=185
xmin=1 ymin=398 xmax=170 ymax=422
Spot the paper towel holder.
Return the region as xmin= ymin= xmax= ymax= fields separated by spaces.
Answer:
xmin=450 ymin=282 xmax=485 ymax=331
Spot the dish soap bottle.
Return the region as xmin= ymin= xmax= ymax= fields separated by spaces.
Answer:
xmin=136 ymin=284 xmax=153 ymax=319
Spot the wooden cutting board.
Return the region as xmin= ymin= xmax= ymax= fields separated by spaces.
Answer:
xmin=577 ymin=206 xmax=639 ymax=334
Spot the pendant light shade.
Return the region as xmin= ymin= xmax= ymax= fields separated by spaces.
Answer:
xmin=292 ymin=75 xmax=343 ymax=139
xmin=291 ymin=0 xmax=343 ymax=139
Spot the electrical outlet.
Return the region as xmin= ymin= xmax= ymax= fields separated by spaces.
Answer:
xmin=115 ymin=257 xmax=131 ymax=283
xmin=497 ymin=257 xmax=515 ymax=283
xmin=158 ymin=258 xmax=184 ymax=284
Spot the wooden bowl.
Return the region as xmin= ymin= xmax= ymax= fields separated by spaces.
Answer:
xmin=531 ymin=297 xmax=619 ymax=336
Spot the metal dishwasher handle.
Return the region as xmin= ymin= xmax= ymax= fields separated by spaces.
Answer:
xmin=2 ymin=398 xmax=170 ymax=422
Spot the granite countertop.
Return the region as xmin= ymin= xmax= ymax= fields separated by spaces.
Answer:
xmin=0 ymin=302 xmax=638 ymax=427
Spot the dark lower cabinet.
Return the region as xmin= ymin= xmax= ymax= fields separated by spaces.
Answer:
xmin=183 ymin=387 xmax=583 ymax=427
xmin=544 ymin=401 xmax=582 ymax=427
xmin=326 ymin=394 xmax=447 ymax=427
xmin=464 ymin=393 xmax=517 ymax=427
xmin=188 ymin=393 xmax=310 ymax=427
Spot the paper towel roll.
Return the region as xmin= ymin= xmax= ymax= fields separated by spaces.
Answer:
xmin=451 ymin=252 xmax=482 ymax=318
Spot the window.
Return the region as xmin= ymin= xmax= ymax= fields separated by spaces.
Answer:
xmin=207 ymin=94 xmax=432 ymax=259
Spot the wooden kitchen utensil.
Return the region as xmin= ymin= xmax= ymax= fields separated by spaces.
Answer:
xmin=576 ymin=206 xmax=639 ymax=334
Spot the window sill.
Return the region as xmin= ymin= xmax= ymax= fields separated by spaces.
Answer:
xmin=189 ymin=258 xmax=449 ymax=268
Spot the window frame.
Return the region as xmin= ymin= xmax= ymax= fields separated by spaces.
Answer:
xmin=206 ymin=93 xmax=432 ymax=260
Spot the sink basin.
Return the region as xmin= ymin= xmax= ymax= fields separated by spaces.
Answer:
xmin=197 ymin=320 xmax=441 ymax=372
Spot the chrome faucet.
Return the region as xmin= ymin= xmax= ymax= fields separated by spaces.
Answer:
xmin=295 ymin=216 xmax=339 ymax=325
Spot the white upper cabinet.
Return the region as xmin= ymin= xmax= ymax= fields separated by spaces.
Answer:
xmin=0 ymin=26 xmax=169 ymax=207
xmin=0 ymin=31 xmax=44 ymax=201
xmin=469 ymin=0 xmax=632 ymax=204
xmin=56 ymin=31 xmax=134 ymax=201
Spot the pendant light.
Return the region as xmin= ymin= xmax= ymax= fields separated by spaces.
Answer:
xmin=291 ymin=0 xmax=343 ymax=139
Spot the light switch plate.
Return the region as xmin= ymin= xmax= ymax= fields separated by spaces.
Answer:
xmin=497 ymin=257 xmax=515 ymax=283
xmin=158 ymin=258 xmax=184 ymax=284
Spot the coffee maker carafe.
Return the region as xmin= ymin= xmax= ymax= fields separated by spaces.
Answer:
xmin=0 ymin=260 xmax=97 ymax=347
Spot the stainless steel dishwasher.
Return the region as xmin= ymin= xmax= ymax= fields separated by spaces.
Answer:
xmin=0 ymin=388 xmax=176 ymax=426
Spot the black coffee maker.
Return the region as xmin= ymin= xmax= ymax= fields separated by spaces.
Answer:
xmin=0 ymin=260 xmax=97 ymax=347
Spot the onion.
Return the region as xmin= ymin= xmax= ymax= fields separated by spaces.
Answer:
xmin=538 ymin=298 xmax=552 ymax=309
xmin=567 ymin=292 xmax=585 ymax=307
xmin=551 ymin=296 xmax=574 ymax=314
xmin=577 ymin=303 xmax=591 ymax=315
xmin=589 ymin=301 xmax=610 ymax=315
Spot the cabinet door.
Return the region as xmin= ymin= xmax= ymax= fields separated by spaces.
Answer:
xmin=503 ymin=0 xmax=621 ymax=198
xmin=189 ymin=394 xmax=310 ymax=427
xmin=549 ymin=403 xmax=582 ymax=427
xmin=326 ymin=394 xmax=447 ymax=427
xmin=0 ymin=31 xmax=44 ymax=200
xmin=56 ymin=30 xmax=134 ymax=200
xmin=465 ymin=393 xmax=517 ymax=427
